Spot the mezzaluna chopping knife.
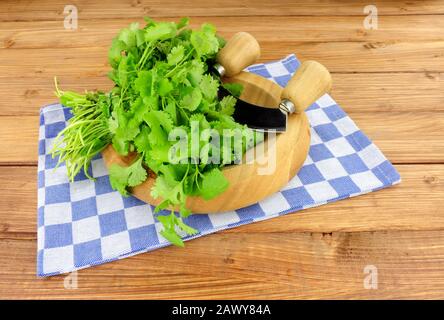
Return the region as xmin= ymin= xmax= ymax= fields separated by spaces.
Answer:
xmin=212 ymin=32 xmax=332 ymax=132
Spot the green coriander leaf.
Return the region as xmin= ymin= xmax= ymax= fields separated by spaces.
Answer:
xmin=112 ymin=135 xmax=129 ymax=156
xmin=143 ymin=95 xmax=159 ymax=110
xmin=109 ymin=164 xmax=129 ymax=196
xmin=127 ymin=157 xmax=147 ymax=187
xmin=114 ymin=108 xmax=140 ymax=143
xmin=134 ymin=70 xmax=154 ymax=97
xmin=189 ymin=113 xmax=210 ymax=131
xmin=143 ymin=110 xmax=174 ymax=145
xmin=143 ymin=16 xmax=156 ymax=26
xmin=158 ymin=78 xmax=173 ymax=97
xmin=216 ymin=34 xmax=226 ymax=48
xmin=135 ymin=29 xmax=145 ymax=47
xmin=108 ymin=157 xmax=147 ymax=195
xmin=156 ymin=212 xmax=185 ymax=247
xmin=159 ymin=164 xmax=180 ymax=186
xmin=144 ymin=155 xmax=162 ymax=174
xmin=151 ymin=175 xmax=185 ymax=205
xmin=154 ymin=200 xmax=171 ymax=213
xmin=200 ymin=168 xmax=229 ymax=200
xmin=179 ymin=204 xmax=191 ymax=218
xmin=160 ymin=229 xmax=184 ymax=247
xmin=130 ymin=97 xmax=148 ymax=122
xmin=167 ymin=45 xmax=185 ymax=66
xmin=177 ymin=17 xmax=190 ymax=29
xmin=151 ymin=175 xmax=171 ymax=200
xmin=219 ymin=95 xmax=236 ymax=116
xmin=176 ymin=218 xmax=198 ymax=235
xmin=156 ymin=213 xmax=174 ymax=229
xmin=108 ymin=111 xmax=118 ymax=134
xmin=117 ymin=58 xmax=129 ymax=88
xmin=144 ymin=22 xmax=177 ymax=42
xmin=190 ymin=24 xmax=219 ymax=57
xmin=222 ymin=82 xmax=243 ymax=98
xmin=180 ymin=87 xmax=202 ymax=111
xmin=187 ymin=60 xmax=205 ymax=86
xmin=148 ymin=144 xmax=171 ymax=162
xmin=184 ymin=174 xmax=197 ymax=195
xmin=199 ymin=74 xmax=219 ymax=100
xmin=134 ymin=125 xmax=151 ymax=154
xmin=118 ymin=23 xmax=138 ymax=49
xmin=108 ymin=39 xmax=126 ymax=68
xmin=164 ymin=100 xmax=177 ymax=124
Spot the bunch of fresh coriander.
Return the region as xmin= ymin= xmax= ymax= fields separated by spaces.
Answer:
xmin=52 ymin=17 xmax=259 ymax=246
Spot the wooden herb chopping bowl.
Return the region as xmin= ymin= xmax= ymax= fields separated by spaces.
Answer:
xmin=102 ymin=72 xmax=311 ymax=213
xmin=102 ymin=32 xmax=332 ymax=213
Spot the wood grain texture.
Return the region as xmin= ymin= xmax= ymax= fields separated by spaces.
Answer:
xmin=1 ymin=41 xmax=443 ymax=118
xmin=0 ymin=0 xmax=443 ymax=299
xmin=1 ymin=14 xmax=443 ymax=118
xmin=2 ymin=42 xmax=443 ymax=76
xmin=1 ymin=72 xmax=442 ymax=116
xmin=1 ymin=0 xmax=443 ymax=22
xmin=0 ymin=165 xmax=442 ymax=237
xmin=2 ymin=231 xmax=444 ymax=299
xmin=0 ymin=116 xmax=39 ymax=165
xmin=1 ymin=112 xmax=442 ymax=165
xmin=2 ymin=16 xmax=444 ymax=50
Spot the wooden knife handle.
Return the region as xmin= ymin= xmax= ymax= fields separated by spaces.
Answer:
xmin=281 ymin=60 xmax=332 ymax=113
xmin=216 ymin=32 xmax=260 ymax=77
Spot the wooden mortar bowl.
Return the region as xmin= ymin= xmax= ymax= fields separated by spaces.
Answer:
xmin=102 ymin=71 xmax=311 ymax=213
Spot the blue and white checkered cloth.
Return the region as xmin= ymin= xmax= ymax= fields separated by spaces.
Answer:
xmin=37 ymin=55 xmax=400 ymax=277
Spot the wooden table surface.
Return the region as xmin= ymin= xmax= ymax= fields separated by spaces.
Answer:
xmin=0 ymin=0 xmax=443 ymax=299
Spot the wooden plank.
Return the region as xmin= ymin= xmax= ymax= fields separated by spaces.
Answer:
xmin=0 ymin=167 xmax=37 ymax=236
xmin=0 ymin=112 xmax=442 ymax=164
xmin=352 ymin=112 xmax=444 ymax=164
xmin=0 ymin=116 xmax=39 ymax=165
xmin=2 ymin=42 xmax=443 ymax=81
xmin=2 ymin=15 xmax=443 ymax=115
xmin=0 ymin=17 xmax=442 ymax=115
xmin=1 ymin=165 xmax=443 ymax=236
xmin=275 ymin=41 xmax=444 ymax=73
xmin=1 ymin=0 xmax=443 ymax=22
xmin=2 ymin=16 xmax=444 ymax=50
xmin=1 ymin=230 xmax=444 ymax=299
xmin=333 ymin=72 xmax=444 ymax=113
xmin=1 ymin=72 xmax=442 ymax=116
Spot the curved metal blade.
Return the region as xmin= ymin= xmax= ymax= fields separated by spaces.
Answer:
xmin=232 ymin=100 xmax=287 ymax=132
xmin=219 ymin=86 xmax=287 ymax=132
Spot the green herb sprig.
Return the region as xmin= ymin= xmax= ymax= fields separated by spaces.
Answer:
xmin=52 ymin=17 xmax=261 ymax=246
xmin=52 ymin=79 xmax=112 ymax=180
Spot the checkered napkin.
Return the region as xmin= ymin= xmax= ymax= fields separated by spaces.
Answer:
xmin=37 ymin=55 xmax=400 ymax=277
